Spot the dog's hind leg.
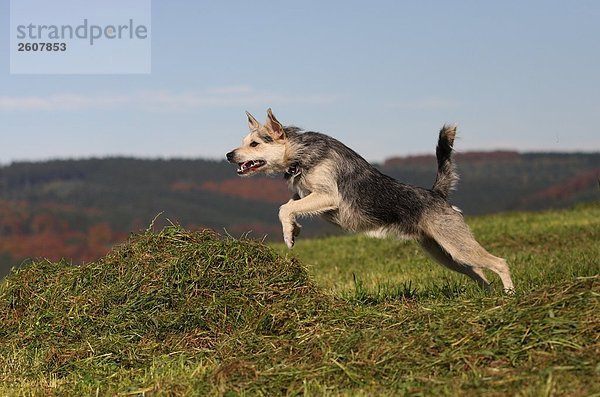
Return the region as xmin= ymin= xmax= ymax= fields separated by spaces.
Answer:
xmin=420 ymin=210 xmax=514 ymax=293
xmin=420 ymin=237 xmax=491 ymax=290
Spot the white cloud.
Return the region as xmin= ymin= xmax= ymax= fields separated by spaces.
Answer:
xmin=0 ymin=86 xmax=337 ymax=111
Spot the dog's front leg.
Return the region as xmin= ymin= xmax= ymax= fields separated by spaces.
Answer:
xmin=279 ymin=193 xmax=338 ymax=248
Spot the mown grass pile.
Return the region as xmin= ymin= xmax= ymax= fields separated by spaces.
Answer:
xmin=0 ymin=205 xmax=599 ymax=396
xmin=0 ymin=227 xmax=331 ymax=394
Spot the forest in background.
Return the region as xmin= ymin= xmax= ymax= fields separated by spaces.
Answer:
xmin=0 ymin=151 xmax=598 ymax=277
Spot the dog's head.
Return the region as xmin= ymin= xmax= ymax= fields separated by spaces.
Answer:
xmin=226 ymin=108 xmax=288 ymax=176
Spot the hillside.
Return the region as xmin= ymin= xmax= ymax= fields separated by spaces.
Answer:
xmin=0 ymin=204 xmax=598 ymax=395
xmin=383 ymin=151 xmax=599 ymax=214
xmin=0 ymin=152 xmax=598 ymax=277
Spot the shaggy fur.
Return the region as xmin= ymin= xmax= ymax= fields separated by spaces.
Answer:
xmin=226 ymin=109 xmax=514 ymax=292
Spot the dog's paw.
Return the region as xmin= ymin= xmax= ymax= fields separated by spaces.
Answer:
xmin=282 ymin=220 xmax=298 ymax=249
xmin=503 ymin=287 xmax=515 ymax=295
xmin=292 ymin=221 xmax=302 ymax=238
xmin=283 ymin=233 xmax=295 ymax=249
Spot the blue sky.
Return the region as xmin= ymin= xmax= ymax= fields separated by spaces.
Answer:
xmin=1 ymin=0 xmax=599 ymax=164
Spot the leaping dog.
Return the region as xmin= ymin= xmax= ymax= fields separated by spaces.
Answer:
xmin=226 ymin=109 xmax=514 ymax=292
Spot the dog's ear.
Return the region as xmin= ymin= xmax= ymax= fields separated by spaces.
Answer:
xmin=265 ymin=108 xmax=285 ymax=140
xmin=246 ymin=111 xmax=260 ymax=131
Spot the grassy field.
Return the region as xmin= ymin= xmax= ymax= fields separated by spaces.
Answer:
xmin=0 ymin=203 xmax=598 ymax=396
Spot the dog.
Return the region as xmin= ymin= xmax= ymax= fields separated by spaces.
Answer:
xmin=226 ymin=109 xmax=514 ymax=292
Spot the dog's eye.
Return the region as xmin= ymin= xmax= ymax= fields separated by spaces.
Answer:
xmin=250 ymin=141 xmax=260 ymax=147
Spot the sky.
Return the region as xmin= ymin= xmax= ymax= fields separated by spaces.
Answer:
xmin=1 ymin=0 xmax=599 ymax=164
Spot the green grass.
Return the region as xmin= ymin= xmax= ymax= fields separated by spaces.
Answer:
xmin=284 ymin=203 xmax=599 ymax=297
xmin=0 ymin=204 xmax=599 ymax=396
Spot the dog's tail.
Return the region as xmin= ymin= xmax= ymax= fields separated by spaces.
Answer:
xmin=432 ymin=124 xmax=458 ymax=200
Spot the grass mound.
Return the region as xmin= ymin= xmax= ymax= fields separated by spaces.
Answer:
xmin=0 ymin=226 xmax=325 ymax=377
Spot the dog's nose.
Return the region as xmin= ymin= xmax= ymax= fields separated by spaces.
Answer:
xmin=226 ymin=151 xmax=235 ymax=162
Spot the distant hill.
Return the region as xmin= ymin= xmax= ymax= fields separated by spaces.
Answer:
xmin=1 ymin=152 xmax=598 ymax=277
xmin=383 ymin=151 xmax=599 ymax=214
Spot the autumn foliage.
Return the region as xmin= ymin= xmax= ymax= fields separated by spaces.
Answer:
xmin=172 ymin=178 xmax=290 ymax=204
xmin=0 ymin=200 xmax=125 ymax=275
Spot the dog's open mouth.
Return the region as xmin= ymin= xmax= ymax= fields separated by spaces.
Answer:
xmin=237 ymin=160 xmax=266 ymax=175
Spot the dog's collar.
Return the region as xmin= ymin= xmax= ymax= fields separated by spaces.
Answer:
xmin=284 ymin=162 xmax=302 ymax=180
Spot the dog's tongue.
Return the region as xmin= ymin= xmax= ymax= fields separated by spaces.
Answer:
xmin=235 ymin=158 xmax=267 ymax=175
xmin=237 ymin=160 xmax=261 ymax=174
xmin=237 ymin=161 xmax=251 ymax=174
